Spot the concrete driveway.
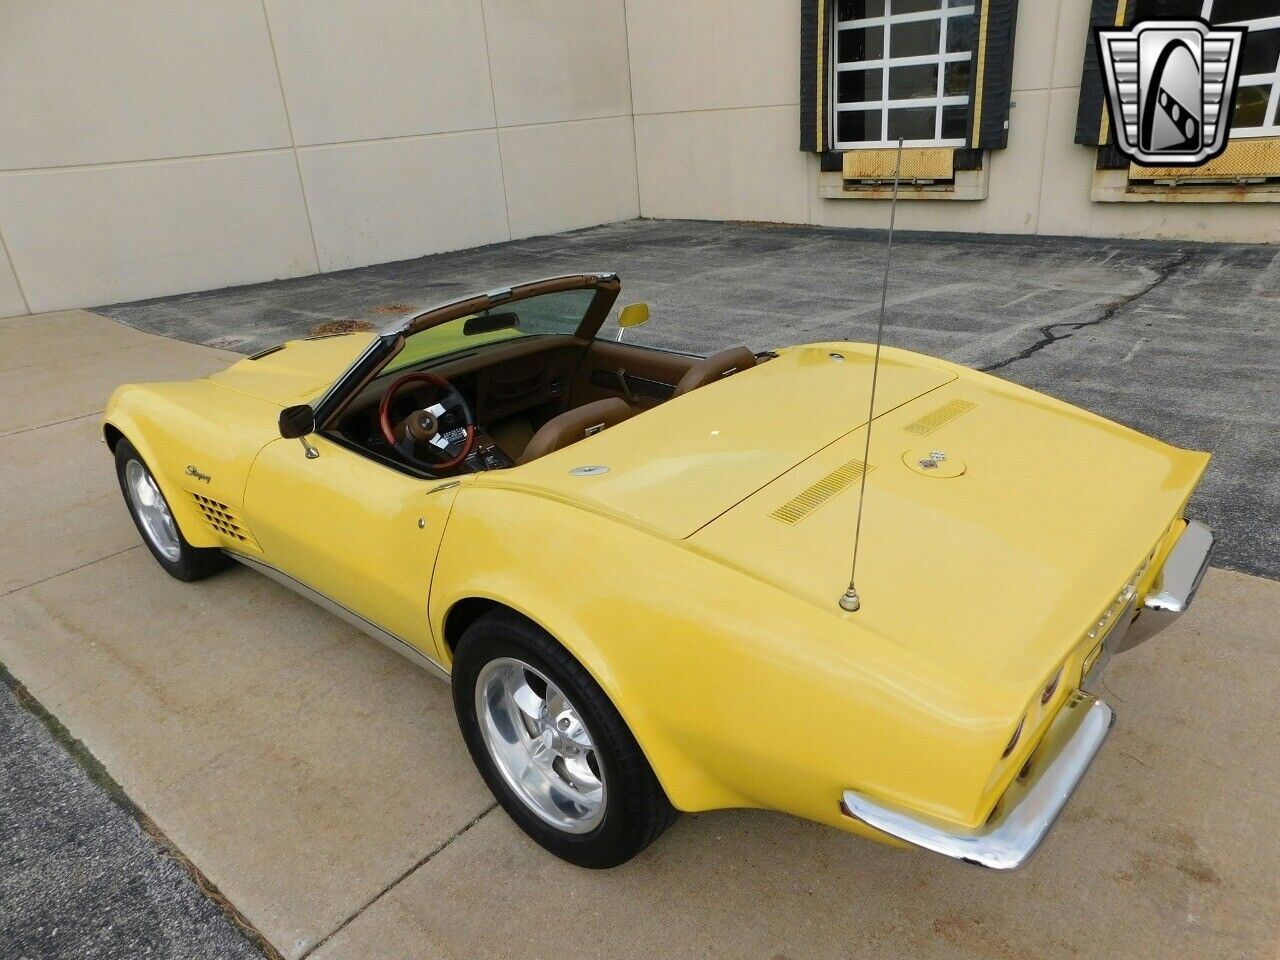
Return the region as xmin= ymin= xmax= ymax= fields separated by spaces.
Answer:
xmin=2 ymin=304 xmax=1277 ymax=957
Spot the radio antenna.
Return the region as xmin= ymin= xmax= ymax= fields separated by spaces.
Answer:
xmin=840 ymin=138 xmax=904 ymax=613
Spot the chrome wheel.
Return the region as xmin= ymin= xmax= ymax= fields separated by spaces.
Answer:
xmin=475 ymin=657 xmax=606 ymax=833
xmin=124 ymin=459 xmax=181 ymax=562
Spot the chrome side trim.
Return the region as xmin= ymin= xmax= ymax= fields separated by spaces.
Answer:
xmin=1117 ymin=519 xmax=1214 ymax=653
xmin=840 ymin=691 xmax=1115 ymax=870
xmin=224 ymin=551 xmax=450 ymax=682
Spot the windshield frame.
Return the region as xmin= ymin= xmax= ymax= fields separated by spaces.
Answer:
xmin=311 ymin=273 xmax=621 ymax=432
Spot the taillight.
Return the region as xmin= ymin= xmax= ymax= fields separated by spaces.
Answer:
xmin=1001 ymin=716 xmax=1025 ymax=759
xmin=1041 ymin=667 xmax=1063 ymax=705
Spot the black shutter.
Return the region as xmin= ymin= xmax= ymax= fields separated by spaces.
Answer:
xmin=800 ymin=0 xmax=831 ymax=152
xmin=1075 ymin=0 xmax=1129 ymax=146
xmin=969 ymin=0 xmax=1020 ymax=150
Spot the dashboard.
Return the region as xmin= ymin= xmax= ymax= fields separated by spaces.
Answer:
xmin=329 ymin=336 xmax=586 ymax=474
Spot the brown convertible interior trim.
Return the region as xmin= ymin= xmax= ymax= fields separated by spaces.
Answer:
xmin=518 ymin=398 xmax=633 ymax=465
xmin=331 ymin=336 xmax=764 ymax=472
xmin=672 ymin=346 xmax=757 ymax=398
xmin=402 ymin=273 xmax=621 ymax=339
xmin=569 ymin=340 xmax=698 ymax=409
xmin=322 ymin=274 xmax=765 ymax=473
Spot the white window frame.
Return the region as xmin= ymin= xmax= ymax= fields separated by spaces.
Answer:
xmin=829 ymin=2 xmax=976 ymax=150
xmin=1203 ymin=1 xmax=1280 ymax=138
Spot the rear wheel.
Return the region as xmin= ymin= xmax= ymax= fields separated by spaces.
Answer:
xmin=452 ymin=609 xmax=677 ymax=868
xmin=114 ymin=439 xmax=228 ymax=581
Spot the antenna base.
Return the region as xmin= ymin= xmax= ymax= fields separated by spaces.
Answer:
xmin=839 ymin=587 xmax=861 ymax=612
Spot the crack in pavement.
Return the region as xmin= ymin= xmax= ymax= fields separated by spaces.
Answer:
xmin=297 ymin=801 xmax=499 ymax=960
xmin=980 ymin=251 xmax=1194 ymax=374
xmin=1 ymin=545 xmax=142 ymax=599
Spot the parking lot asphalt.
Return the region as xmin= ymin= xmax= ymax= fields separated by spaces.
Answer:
xmin=0 ymin=669 xmax=265 ymax=960
xmin=97 ymin=218 xmax=1279 ymax=579
xmin=3 ymin=223 xmax=1278 ymax=959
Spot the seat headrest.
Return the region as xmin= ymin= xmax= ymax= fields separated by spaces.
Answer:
xmin=518 ymin=398 xmax=633 ymax=465
xmin=673 ymin=346 xmax=757 ymax=398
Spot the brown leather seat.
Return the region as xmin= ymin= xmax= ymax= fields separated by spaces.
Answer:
xmin=518 ymin=398 xmax=633 ymax=465
xmin=672 ymin=346 xmax=756 ymax=398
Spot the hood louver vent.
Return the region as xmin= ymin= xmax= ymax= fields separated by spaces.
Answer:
xmin=189 ymin=493 xmax=257 ymax=547
xmin=771 ymin=460 xmax=873 ymax=525
xmin=904 ymin=398 xmax=976 ymax=436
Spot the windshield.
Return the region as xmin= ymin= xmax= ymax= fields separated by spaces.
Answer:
xmin=385 ymin=287 xmax=598 ymax=374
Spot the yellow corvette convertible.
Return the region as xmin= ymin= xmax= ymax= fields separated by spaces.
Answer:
xmin=104 ymin=273 xmax=1213 ymax=869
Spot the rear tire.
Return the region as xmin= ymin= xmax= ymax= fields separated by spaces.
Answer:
xmin=114 ymin=439 xmax=229 ymax=582
xmin=452 ymin=609 xmax=678 ymax=868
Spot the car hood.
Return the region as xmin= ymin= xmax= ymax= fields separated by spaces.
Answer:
xmin=205 ymin=332 xmax=375 ymax=406
xmin=496 ymin=344 xmax=957 ymax=539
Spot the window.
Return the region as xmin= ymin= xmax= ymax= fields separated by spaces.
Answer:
xmin=1133 ymin=1 xmax=1280 ymax=137
xmin=830 ymin=0 xmax=976 ymax=149
xmin=1206 ymin=0 xmax=1280 ymax=137
xmin=384 ymin=288 xmax=597 ymax=375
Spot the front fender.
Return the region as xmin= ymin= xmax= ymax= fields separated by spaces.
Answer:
xmin=103 ymin=382 xmax=280 ymax=552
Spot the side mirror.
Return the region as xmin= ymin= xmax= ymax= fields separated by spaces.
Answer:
xmin=616 ymin=303 xmax=649 ymax=342
xmin=279 ymin=404 xmax=316 ymax=439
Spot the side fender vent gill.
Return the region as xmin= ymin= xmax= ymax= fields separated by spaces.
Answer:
xmin=189 ymin=493 xmax=258 ymax=547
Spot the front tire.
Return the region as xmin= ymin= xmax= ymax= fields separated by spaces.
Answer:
xmin=114 ymin=439 xmax=229 ymax=582
xmin=452 ymin=609 xmax=677 ymax=868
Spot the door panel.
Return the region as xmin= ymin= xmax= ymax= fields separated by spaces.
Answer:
xmin=571 ymin=340 xmax=698 ymax=409
xmin=243 ymin=435 xmax=459 ymax=660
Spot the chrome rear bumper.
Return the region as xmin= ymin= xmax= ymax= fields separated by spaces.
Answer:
xmin=840 ymin=691 xmax=1114 ymax=869
xmin=839 ymin=519 xmax=1213 ymax=870
xmin=1115 ymin=519 xmax=1214 ymax=653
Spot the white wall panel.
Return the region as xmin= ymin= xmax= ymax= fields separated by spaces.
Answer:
xmin=1010 ymin=0 xmax=1063 ymax=93
xmin=1052 ymin=0 xmax=1095 ymax=90
xmin=0 ymin=0 xmax=289 ymax=169
xmin=483 ymin=0 xmax=632 ymax=127
xmin=0 ymin=243 xmax=28 ymax=318
xmin=264 ymin=0 xmax=495 ymax=146
xmin=626 ymin=0 xmax=797 ymax=115
xmin=0 ymin=154 xmax=317 ymax=312
xmin=299 ymin=132 xmax=509 ymax=272
xmin=635 ymin=106 xmax=809 ymax=224
xmin=500 ymin=117 xmax=638 ymax=239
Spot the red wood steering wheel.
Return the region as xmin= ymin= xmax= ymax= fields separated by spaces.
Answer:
xmin=378 ymin=371 xmax=476 ymax=470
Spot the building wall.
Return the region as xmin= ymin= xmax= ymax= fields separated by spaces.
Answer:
xmin=2 ymin=1 xmax=1274 ymax=320
xmin=0 ymin=0 xmax=639 ymax=317
xmin=629 ymin=0 xmax=1280 ymax=244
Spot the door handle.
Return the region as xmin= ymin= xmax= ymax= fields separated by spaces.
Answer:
xmin=615 ymin=368 xmax=637 ymax=404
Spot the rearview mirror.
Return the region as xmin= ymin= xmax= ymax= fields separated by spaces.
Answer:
xmin=279 ymin=404 xmax=316 ymax=439
xmin=463 ymin=311 xmax=520 ymax=336
xmin=616 ymin=303 xmax=649 ymax=341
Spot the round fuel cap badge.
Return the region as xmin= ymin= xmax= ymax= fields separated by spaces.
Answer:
xmin=902 ymin=448 xmax=966 ymax=478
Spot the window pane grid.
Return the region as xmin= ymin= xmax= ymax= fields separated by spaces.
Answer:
xmin=836 ymin=96 xmax=969 ymax=110
xmin=835 ymin=6 xmax=974 ymax=29
xmin=831 ymin=0 xmax=974 ymax=150
xmin=1202 ymin=0 xmax=1280 ymax=135
xmin=836 ymin=51 xmax=970 ymax=70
